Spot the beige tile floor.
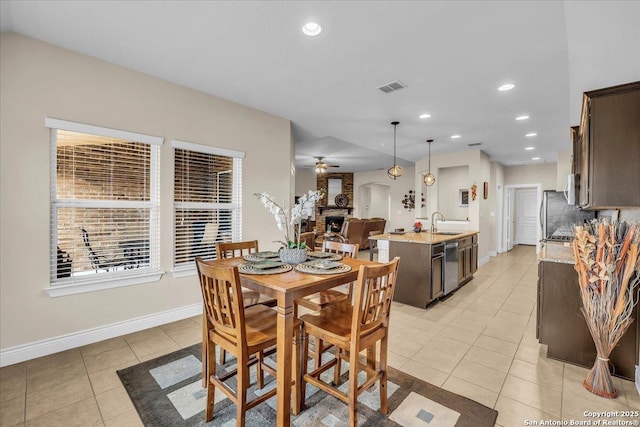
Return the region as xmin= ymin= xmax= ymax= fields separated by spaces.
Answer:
xmin=1 ymin=245 xmax=638 ymax=426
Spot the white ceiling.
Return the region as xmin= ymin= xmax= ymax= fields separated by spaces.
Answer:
xmin=1 ymin=1 xmax=638 ymax=172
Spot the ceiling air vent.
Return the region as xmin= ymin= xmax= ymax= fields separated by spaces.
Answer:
xmin=468 ymin=142 xmax=483 ymax=147
xmin=377 ymin=80 xmax=407 ymax=94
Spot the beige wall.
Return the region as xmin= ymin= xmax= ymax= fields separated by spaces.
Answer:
xmin=490 ymin=161 xmax=505 ymax=254
xmin=436 ymin=165 xmax=470 ymax=221
xmin=504 ymin=163 xmax=557 ymax=190
xmin=0 ymin=33 xmax=293 ymax=350
xmin=556 ymin=149 xmax=571 ymax=191
xmin=294 ymin=168 xmax=317 ymax=196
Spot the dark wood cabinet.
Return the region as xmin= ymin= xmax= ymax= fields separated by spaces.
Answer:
xmin=470 ymin=235 xmax=478 ymax=275
xmin=457 ymin=237 xmax=475 ymax=285
xmin=538 ymin=260 xmax=639 ymax=380
xmin=576 ymin=81 xmax=640 ymax=209
xmin=390 ymin=240 xmax=432 ymax=308
xmin=431 ymin=248 xmax=444 ymax=300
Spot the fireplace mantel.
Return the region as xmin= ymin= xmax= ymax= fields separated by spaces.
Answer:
xmin=318 ymin=206 xmax=353 ymax=214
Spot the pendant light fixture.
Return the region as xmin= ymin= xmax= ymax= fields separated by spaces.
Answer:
xmin=423 ymin=139 xmax=436 ymax=186
xmin=387 ymin=121 xmax=403 ymax=180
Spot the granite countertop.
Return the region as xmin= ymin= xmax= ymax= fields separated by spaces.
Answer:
xmin=539 ymin=242 xmax=576 ymax=264
xmin=369 ymin=230 xmax=478 ymax=245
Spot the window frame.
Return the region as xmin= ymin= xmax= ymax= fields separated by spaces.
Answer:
xmin=45 ymin=118 xmax=164 ymax=297
xmin=171 ymin=140 xmax=244 ymax=277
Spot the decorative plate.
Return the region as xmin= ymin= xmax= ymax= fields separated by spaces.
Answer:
xmin=306 ymin=251 xmax=343 ymax=261
xmin=295 ymin=262 xmax=352 ymax=275
xmin=334 ymin=193 xmax=349 ymax=208
xmin=255 ymin=251 xmax=280 ymax=258
xmin=238 ymin=263 xmax=292 ymax=275
xmin=242 ymin=252 xmax=280 ymax=262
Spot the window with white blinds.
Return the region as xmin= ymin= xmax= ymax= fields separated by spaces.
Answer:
xmin=47 ymin=118 xmax=163 ymax=295
xmin=173 ymin=140 xmax=243 ymax=273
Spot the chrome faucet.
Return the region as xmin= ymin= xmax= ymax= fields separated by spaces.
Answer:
xmin=431 ymin=211 xmax=445 ymax=233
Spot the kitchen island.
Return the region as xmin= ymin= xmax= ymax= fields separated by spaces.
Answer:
xmin=370 ymin=231 xmax=478 ymax=309
xmin=537 ymin=242 xmax=639 ymax=380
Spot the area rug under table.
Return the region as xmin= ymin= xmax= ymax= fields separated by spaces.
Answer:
xmin=118 ymin=344 xmax=497 ymax=427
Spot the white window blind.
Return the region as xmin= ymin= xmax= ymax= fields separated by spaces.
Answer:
xmin=48 ymin=118 xmax=162 ymax=292
xmin=173 ymin=140 xmax=243 ymax=272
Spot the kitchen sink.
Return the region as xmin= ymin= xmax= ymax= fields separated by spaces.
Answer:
xmin=433 ymin=231 xmax=464 ymax=235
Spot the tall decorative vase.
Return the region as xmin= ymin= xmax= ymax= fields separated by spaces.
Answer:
xmin=573 ymin=220 xmax=640 ymax=399
xmin=279 ymin=248 xmax=307 ymax=264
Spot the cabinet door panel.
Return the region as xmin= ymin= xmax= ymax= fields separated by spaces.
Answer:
xmin=471 ymin=244 xmax=478 ymax=274
xmin=431 ymin=255 xmax=444 ymax=299
xmin=578 ymin=82 xmax=640 ymax=208
xmin=589 ymin=90 xmax=640 ymax=207
xmin=458 ymin=248 xmax=465 ymax=283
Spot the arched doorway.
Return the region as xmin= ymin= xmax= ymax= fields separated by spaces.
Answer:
xmin=358 ymin=183 xmax=390 ymax=228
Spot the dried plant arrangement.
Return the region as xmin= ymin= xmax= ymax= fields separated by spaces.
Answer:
xmin=573 ymin=219 xmax=640 ymax=398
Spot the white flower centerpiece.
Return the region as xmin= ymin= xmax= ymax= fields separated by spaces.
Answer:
xmin=254 ymin=189 xmax=325 ymax=264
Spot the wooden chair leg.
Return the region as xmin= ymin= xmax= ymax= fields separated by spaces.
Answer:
xmin=366 ymin=344 xmax=376 ymax=382
xmin=300 ymin=324 xmax=309 ymax=409
xmin=379 ymin=335 xmax=389 ymax=415
xmin=202 ymin=311 xmax=207 ymax=388
xmin=314 ymin=337 xmax=324 ymax=369
xmin=333 ymin=347 xmax=342 ymax=385
xmin=292 ymin=323 xmax=302 ymax=415
xmin=219 ymin=349 xmax=227 ymax=365
xmin=205 ymin=339 xmax=216 ymax=422
xmin=348 ymin=346 xmax=359 ymax=427
xmin=236 ymin=359 xmax=249 ymax=427
xmin=257 ymin=351 xmax=264 ymax=389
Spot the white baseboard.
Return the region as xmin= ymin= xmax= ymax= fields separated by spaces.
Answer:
xmin=489 ymin=251 xmax=497 ymax=257
xmin=0 ymin=303 xmax=202 ymax=367
xmin=479 ymin=255 xmax=491 ymax=267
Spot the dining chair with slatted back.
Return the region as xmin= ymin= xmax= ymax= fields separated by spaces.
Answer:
xmin=300 ymin=257 xmax=400 ymax=427
xmin=216 ymin=240 xmax=259 ymax=259
xmin=205 ymin=241 xmax=265 ymax=370
xmin=295 ymin=240 xmax=359 ymax=368
xmin=196 ymin=258 xmax=302 ymax=426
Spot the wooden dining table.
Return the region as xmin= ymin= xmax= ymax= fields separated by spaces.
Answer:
xmin=204 ymin=255 xmax=376 ymax=426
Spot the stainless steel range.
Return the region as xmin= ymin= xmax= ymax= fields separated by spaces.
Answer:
xmin=540 ymin=190 xmax=595 ymax=243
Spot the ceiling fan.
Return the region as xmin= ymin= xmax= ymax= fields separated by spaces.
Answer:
xmin=305 ymin=156 xmax=340 ymax=174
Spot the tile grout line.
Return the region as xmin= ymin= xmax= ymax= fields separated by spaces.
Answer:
xmin=80 ymin=344 xmax=105 ymax=425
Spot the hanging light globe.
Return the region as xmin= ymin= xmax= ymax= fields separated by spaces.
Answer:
xmin=423 ymin=172 xmax=436 ymax=186
xmin=423 ymin=139 xmax=435 ymax=186
xmin=387 ymin=165 xmax=403 ymax=180
xmin=387 ymin=121 xmax=403 ymax=180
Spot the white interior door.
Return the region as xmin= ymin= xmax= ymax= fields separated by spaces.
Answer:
xmin=506 ymin=189 xmax=514 ymax=251
xmin=516 ymin=189 xmax=538 ymax=245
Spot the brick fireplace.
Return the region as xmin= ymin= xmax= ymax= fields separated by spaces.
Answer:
xmin=315 ymin=172 xmax=354 ymax=233
xmin=325 ymin=215 xmax=346 ymax=233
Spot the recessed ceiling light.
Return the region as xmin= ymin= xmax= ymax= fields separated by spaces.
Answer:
xmin=419 ymin=113 xmax=431 ymax=119
xmin=498 ymin=83 xmax=515 ymax=91
xmin=516 ymin=115 xmax=530 ymax=121
xmin=525 ymin=146 xmax=535 ymax=151
xmin=302 ymin=22 xmax=322 ymax=36
xmin=532 ymin=157 xmax=541 ymax=160
xmin=450 ymin=134 xmax=461 ymax=139
xmin=526 ymin=132 xmax=537 ymax=137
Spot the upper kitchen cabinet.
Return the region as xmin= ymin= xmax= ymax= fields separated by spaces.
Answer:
xmin=575 ymin=81 xmax=640 ymax=209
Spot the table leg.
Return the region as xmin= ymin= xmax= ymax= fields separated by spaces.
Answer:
xmin=276 ymin=299 xmax=293 ymax=426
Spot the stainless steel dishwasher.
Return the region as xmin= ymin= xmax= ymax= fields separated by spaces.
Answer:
xmin=444 ymin=241 xmax=459 ymax=295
